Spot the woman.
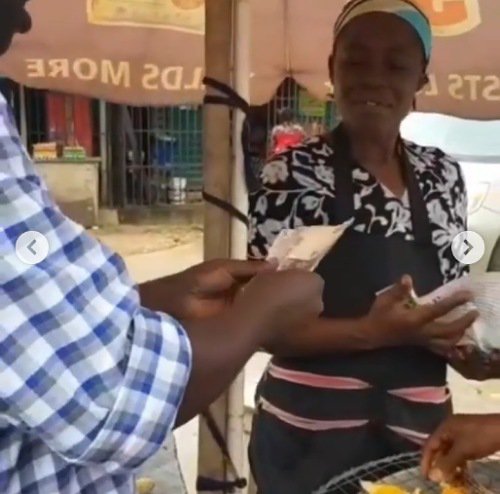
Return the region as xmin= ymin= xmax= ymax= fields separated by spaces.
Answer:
xmin=247 ymin=1 xmax=480 ymax=492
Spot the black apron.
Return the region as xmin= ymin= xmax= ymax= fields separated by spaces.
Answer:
xmin=248 ymin=125 xmax=449 ymax=494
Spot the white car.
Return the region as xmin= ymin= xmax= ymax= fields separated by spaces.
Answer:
xmin=401 ymin=113 xmax=500 ymax=274
xmin=460 ymin=157 xmax=500 ymax=274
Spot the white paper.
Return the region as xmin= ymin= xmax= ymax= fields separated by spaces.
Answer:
xmin=418 ymin=273 xmax=500 ymax=353
xmin=267 ymin=221 xmax=352 ymax=272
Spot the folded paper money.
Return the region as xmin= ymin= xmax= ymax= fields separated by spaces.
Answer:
xmin=267 ymin=220 xmax=352 ymax=272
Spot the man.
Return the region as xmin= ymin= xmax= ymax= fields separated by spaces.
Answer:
xmin=0 ymin=3 xmax=324 ymax=493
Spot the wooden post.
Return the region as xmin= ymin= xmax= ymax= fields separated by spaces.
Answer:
xmin=198 ymin=0 xmax=234 ymax=488
xmin=227 ymin=0 xmax=251 ymax=482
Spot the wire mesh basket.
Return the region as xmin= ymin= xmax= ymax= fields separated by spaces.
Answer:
xmin=313 ymin=452 xmax=500 ymax=494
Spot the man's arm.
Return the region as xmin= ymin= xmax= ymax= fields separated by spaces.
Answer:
xmin=1 ymin=235 xmax=191 ymax=474
xmin=0 ymin=97 xmax=258 ymax=471
xmin=174 ymin=313 xmax=260 ymax=427
xmin=0 ymin=168 xmax=271 ymax=468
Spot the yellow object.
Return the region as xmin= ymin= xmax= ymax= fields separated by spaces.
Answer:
xmin=360 ymin=481 xmax=411 ymax=494
xmin=361 ymin=480 xmax=469 ymax=494
xmin=136 ymin=478 xmax=155 ymax=494
xmin=33 ymin=142 xmax=60 ymax=161
xmin=441 ymin=486 xmax=467 ymax=494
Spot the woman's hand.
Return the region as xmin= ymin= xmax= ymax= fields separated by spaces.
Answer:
xmin=421 ymin=414 xmax=500 ymax=484
xmin=364 ymin=275 xmax=478 ymax=352
xmin=448 ymin=347 xmax=500 ymax=381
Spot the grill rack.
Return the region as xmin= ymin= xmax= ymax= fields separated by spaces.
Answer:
xmin=313 ymin=452 xmax=500 ymax=494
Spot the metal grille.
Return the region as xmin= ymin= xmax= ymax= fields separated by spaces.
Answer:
xmin=119 ymin=77 xmax=338 ymax=207
xmin=23 ymin=87 xmax=49 ymax=151
xmin=267 ymin=77 xmax=338 ymax=141
xmin=314 ymin=453 xmax=500 ymax=494
xmin=4 ymin=78 xmax=338 ymax=209
xmin=121 ymin=104 xmax=203 ymax=207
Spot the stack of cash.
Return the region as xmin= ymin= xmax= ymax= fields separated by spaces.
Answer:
xmin=266 ymin=220 xmax=352 ymax=272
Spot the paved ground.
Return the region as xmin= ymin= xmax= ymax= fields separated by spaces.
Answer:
xmin=93 ymin=224 xmax=203 ymax=257
xmin=94 ymin=226 xmax=500 ymax=494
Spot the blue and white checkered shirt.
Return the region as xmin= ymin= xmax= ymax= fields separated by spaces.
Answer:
xmin=0 ymin=93 xmax=192 ymax=493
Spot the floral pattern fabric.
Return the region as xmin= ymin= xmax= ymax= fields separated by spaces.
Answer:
xmin=248 ymin=135 xmax=469 ymax=284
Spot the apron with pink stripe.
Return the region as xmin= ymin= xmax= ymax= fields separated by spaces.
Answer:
xmin=248 ymin=125 xmax=451 ymax=494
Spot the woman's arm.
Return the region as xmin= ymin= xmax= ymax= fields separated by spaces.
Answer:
xmin=267 ymin=278 xmax=477 ymax=358
xmin=249 ymin=153 xmax=475 ymax=359
xmin=266 ymin=317 xmax=376 ymax=356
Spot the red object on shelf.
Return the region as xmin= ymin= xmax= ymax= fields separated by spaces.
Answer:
xmin=45 ymin=92 xmax=94 ymax=156
xmin=45 ymin=92 xmax=66 ymax=143
xmin=73 ymin=96 xmax=94 ymax=156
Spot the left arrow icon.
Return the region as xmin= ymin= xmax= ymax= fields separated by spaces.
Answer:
xmin=15 ymin=231 xmax=50 ymax=265
xmin=27 ymin=239 xmax=37 ymax=255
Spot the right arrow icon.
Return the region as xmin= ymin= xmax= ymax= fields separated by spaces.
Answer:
xmin=452 ymin=231 xmax=485 ymax=266
xmin=462 ymin=238 xmax=473 ymax=257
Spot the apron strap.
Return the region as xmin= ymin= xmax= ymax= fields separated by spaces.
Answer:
xmin=328 ymin=124 xmax=434 ymax=245
xmin=402 ymin=151 xmax=434 ymax=245
xmin=328 ymin=125 xmax=355 ymax=223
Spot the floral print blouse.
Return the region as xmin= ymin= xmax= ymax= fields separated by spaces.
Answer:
xmin=248 ymin=135 xmax=469 ymax=284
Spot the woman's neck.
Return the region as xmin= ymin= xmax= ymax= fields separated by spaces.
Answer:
xmin=347 ymin=126 xmax=399 ymax=169
xmin=344 ymin=124 xmax=406 ymax=198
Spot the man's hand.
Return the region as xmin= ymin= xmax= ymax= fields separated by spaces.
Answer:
xmin=448 ymin=347 xmax=500 ymax=381
xmin=175 ymin=268 xmax=324 ymax=426
xmin=139 ymin=259 xmax=274 ymax=320
xmin=166 ymin=259 xmax=276 ymax=319
xmin=230 ymin=269 xmax=325 ymax=348
xmin=421 ymin=414 xmax=500 ymax=484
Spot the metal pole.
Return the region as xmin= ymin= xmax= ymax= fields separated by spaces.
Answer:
xmin=198 ymin=0 xmax=234 ymax=487
xmin=99 ymin=100 xmax=109 ymax=206
xmin=19 ymin=85 xmax=28 ymax=148
xmin=226 ymin=0 xmax=250 ymax=484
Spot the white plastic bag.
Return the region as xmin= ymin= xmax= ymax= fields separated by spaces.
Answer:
xmin=418 ymin=273 xmax=500 ymax=353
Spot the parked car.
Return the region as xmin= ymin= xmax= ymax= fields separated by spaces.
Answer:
xmin=459 ymin=157 xmax=500 ymax=273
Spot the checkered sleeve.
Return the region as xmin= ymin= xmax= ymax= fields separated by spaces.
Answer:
xmin=0 ymin=95 xmax=192 ymax=474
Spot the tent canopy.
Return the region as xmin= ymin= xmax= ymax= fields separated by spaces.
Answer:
xmin=0 ymin=0 xmax=498 ymax=119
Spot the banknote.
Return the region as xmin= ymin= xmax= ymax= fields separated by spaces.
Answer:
xmin=267 ymin=221 xmax=352 ymax=272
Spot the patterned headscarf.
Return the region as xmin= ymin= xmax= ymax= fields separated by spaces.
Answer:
xmin=334 ymin=0 xmax=432 ymax=63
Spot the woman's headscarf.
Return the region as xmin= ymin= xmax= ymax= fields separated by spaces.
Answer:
xmin=334 ymin=0 xmax=433 ymax=64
